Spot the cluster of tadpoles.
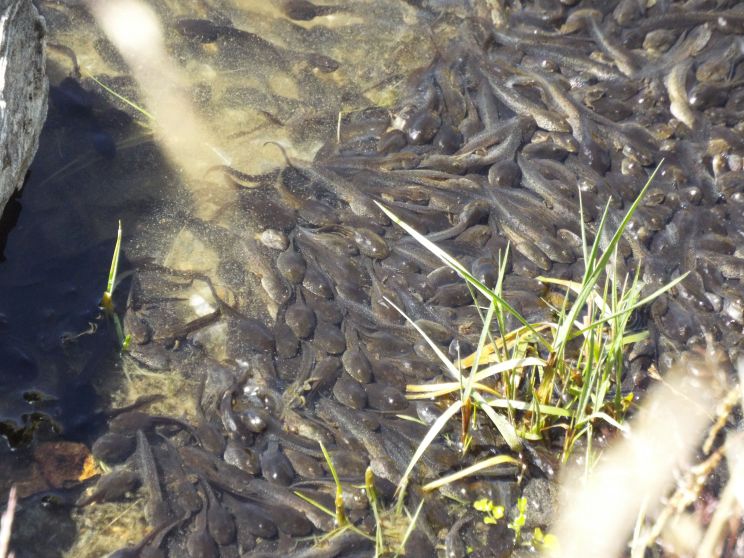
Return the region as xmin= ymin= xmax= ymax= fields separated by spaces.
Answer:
xmin=78 ymin=1 xmax=744 ymax=556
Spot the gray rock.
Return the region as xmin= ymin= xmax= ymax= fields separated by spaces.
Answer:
xmin=0 ymin=0 xmax=47 ymax=217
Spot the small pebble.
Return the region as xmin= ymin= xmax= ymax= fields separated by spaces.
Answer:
xmin=259 ymin=229 xmax=289 ymax=251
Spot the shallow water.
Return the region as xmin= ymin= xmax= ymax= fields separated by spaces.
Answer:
xmin=4 ymin=0 xmax=744 ymax=557
xmin=3 ymin=1 xmax=438 ymax=556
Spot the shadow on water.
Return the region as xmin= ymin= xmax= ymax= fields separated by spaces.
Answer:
xmin=0 ymin=191 xmax=22 ymax=263
xmin=0 ymin=56 xmax=178 ymax=556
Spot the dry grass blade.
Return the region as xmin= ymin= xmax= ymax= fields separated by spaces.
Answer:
xmin=423 ymin=455 xmax=522 ymax=492
xmin=458 ymin=323 xmax=553 ymax=368
xmin=396 ymin=399 xmax=463 ymax=498
xmin=470 ymin=356 xmax=546 ymax=383
xmin=384 ymin=295 xmax=522 ymax=453
xmin=482 ymin=397 xmax=572 ymax=417
xmin=397 ymin=500 xmax=425 ymax=555
xmin=538 ymin=276 xmax=613 ymax=316
xmin=406 ymin=381 xmax=496 ymax=399
xmin=0 ymin=485 xmax=16 ymax=558
xmin=407 ymin=356 xmax=546 ymax=399
xmin=695 ymin=431 xmax=744 ymax=557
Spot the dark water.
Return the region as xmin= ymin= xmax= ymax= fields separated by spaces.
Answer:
xmin=0 ymin=85 xmax=142 ymax=439
xmin=4 ymin=0 xmax=744 ymax=557
xmin=0 ymin=38 xmax=182 ymax=557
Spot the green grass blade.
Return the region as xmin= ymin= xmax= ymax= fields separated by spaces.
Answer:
xmin=483 ymin=398 xmax=573 ymax=417
xmin=474 ymin=395 xmax=522 ymax=450
xmin=319 ymin=440 xmax=346 ymax=526
xmin=293 ymin=491 xmax=335 ymax=518
xmin=87 ymin=74 xmax=155 ymax=122
xmin=584 ymin=199 xmax=612 ymax=280
xmin=554 ymin=161 xmax=664 ymax=350
xmin=571 ymin=272 xmax=689 ymax=339
xmin=622 ymin=331 xmax=648 ymax=345
xmin=376 ymin=202 xmax=551 ymax=350
xmin=107 ymin=220 xmax=122 ymax=294
xmin=365 ymin=467 xmax=384 ymax=557
xmin=375 ymin=203 xmax=485 ymax=295
xmin=102 ymin=220 xmax=123 ymax=310
xmin=384 ymin=296 xmax=461 ymax=379
xmin=463 ymin=299 xmax=496 ymax=407
xmin=112 ymin=314 xmax=127 ymax=349
xmin=320 ymin=441 xmax=341 ymax=492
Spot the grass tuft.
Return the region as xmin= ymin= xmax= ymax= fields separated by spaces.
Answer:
xmin=295 ymin=446 xmax=427 ymax=557
xmin=376 ymin=161 xmax=685 ymax=493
